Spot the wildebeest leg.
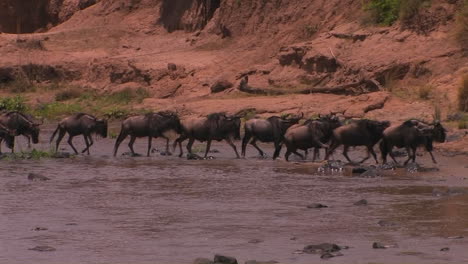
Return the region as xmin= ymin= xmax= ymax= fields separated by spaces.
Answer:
xmin=411 ymin=146 xmax=417 ymax=163
xmin=55 ymin=129 xmax=66 ymax=152
xmin=312 ymin=148 xmax=320 ymax=161
xmin=292 ymin=149 xmax=305 ymax=160
xmin=67 ymin=135 xmax=78 ymax=154
xmin=81 ymin=135 xmax=91 ymax=155
xmin=428 ymin=150 xmax=437 ymax=164
xmin=113 ymin=130 xmax=128 ymax=157
xmin=325 ymin=141 xmax=340 ymax=160
xmin=367 ymin=146 xmax=378 ymax=164
xmin=174 ymin=135 xmax=187 ymax=157
xmin=342 ymin=145 xmax=354 ymax=163
xmin=272 ymin=141 xmax=283 ymax=160
xmin=404 ymin=146 xmax=412 ymax=165
xmin=204 ymin=140 xmax=212 ymax=158
xmin=241 ymin=132 xmax=251 ymax=157
xmin=147 ymin=136 xmax=152 ymax=157
xmin=250 ymin=138 xmax=265 ymax=157
xmin=161 ymin=136 xmax=171 ymax=155
xmin=186 ymin=138 xmax=195 ymax=154
xmin=225 ymin=137 xmax=240 ymax=158
xmin=128 ymin=136 xmax=137 ymax=155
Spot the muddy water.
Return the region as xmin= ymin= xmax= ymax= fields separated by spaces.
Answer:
xmin=1 ymin=127 xmax=468 ymax=264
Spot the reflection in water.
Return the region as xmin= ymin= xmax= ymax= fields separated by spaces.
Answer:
xmin=1 ymin=134 xmax=468 ymax=264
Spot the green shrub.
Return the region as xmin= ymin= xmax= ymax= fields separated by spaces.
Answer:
xmin=459 ymin=74 xmax=468 ymax=112
xmin=103 ymin=107 xmax=129 ymax=119
xmin=34 ymin=102 xmax=83 ymax=119
xmin=0 ymin=96 xmax=28 ymax=112
xmin=418 ymin=85 xmax=433 ymax=100
xmin=365 ymin=0 xmax=401 ymax=25
xmin=364 ymin=0 xmax=429 ymax=26
xmin=105 ymin=88 xmax=150 ymax=104
xmin=55 ymin=89 xmax=81 ymax=101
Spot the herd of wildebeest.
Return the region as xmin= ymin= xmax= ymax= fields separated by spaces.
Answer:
xmin=0 ymin=110 xmax=447 ymax=165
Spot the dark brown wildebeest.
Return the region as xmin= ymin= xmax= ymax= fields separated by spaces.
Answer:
xmin=283 ymin=115 xmax=342 ymax=161
xmin=0 ymin=123 xmax=15 ymax=153
xmin=380 ymin=119 xmax=446 ymax=165
xmin=242 ymin=113 xmax=303 ymax=159
xmin=324 ymin=119 xmax=391 ymax=164
xmin=50 ymin=113 xmax=108 ymax=155
xmin=0 ymin=111 xmax=41 ymax=152
xmin=173 ymin=112 xmax=241 ymax=158
xmin=113 ymin=111 xmax=182 ymax=157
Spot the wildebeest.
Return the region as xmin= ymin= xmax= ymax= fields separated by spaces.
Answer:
xmin=0 ymin=123 xmax=15 ymax=153
xmin=0 ymin=111 xmax=41 ymax=152
xmin=174 ymin=112 xmax=241 ymax=158
xmin=325 ymin=119 xmax=391 ymax=164
xmin=380 ymin=119 xmax=446 ymax=165
xmin=283 ymin=115 xmax=342 ymax=161
xmin=50 ymin=113 xmax=108 ymax=155
xmin=242 ymin=113 xmax=303 ymax=159
xmin=113 ymin=111 xmax=182 ymax=157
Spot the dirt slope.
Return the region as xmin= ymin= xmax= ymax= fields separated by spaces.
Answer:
xmin=0 ymin=0 xmax=467 ymax=151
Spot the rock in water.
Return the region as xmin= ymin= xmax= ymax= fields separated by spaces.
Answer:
xmin=372 ymin=242 xmax=386 ymax=249
xmin=214 ymin=254 xmax=238 ymax=264
xmin=187 ymin=153 xmax=203 ymax=160
xmin=28 ymin=245 xmax=56 ymax=252
xmin=245 ymin=261 xmax=279 ymax=264
xmin=307 ymin=203 xmax=328 ymax=209
xmin=303 ymin=243 xmax=341 ymax=254
xmin=353 ymin=199 xmax=368 ymax=206
xmin=27 ymin=173 xmax=50 ymax=181
xmin=193 ymin=258 xmax=214 ymax=264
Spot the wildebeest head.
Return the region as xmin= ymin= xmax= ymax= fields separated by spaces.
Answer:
xmin=226 ymin=115 xmax=241 ymax=140
xmin=431 ymin=121 xmax=447 ymax=143
xmin=95 ymin=118 xmax=108 ymax=138
xmin=0 ymin=125 xmax=15 ymax=149
xmin=281 ymin=112 xmax=304 ymax=124
xmin=157 ymin=111 xmax=183 ymax=134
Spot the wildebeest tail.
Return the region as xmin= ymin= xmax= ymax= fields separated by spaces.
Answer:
xmin=50 ymin=125 xmax=60 ymax=143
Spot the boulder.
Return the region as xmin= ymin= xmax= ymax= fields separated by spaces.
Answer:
xmin=27 ymin=173 xmax=50 ymax=181
xmin=214 ymin=254 xmax=238 ymax=264
xmin=194 ymin=258 xmax=214 ymax=264
xmin=303 ymin=243 xmax=341 ymax=254
xmin=211 ymin=80 xmax=233 ymax=93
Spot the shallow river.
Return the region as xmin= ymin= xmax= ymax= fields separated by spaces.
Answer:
xmin=1 ymin=126 xmax=468 ymax=264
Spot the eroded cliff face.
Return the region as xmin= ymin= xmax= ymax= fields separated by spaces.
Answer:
xmin=0 ymin=0 xmax=466 ymax=124
xmin=0 ymin=0 xmax=97 ymax=33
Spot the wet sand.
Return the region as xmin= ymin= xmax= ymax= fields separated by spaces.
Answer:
xmin=1 ymin=126 xmax=468 ymax=264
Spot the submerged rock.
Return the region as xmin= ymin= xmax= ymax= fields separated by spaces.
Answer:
xmin=214 ymin=254 xmax=238 ymax=264
xmin=245 ymin=261 xmax=278 ymax=264
xmin=372 ymin=242 xmax=386 ymax=249
xmin=377 ymin=220 xmax=398 ymax=227
xmin=432 ymin=188 xmax=468 ymax=197
xmin=194 ymin=258 xmax=214 ymax=264
xmin=187 ymin=153 xmax=204 ymax=160
xmin=27 ymin=173 xmax=50 ymax=181
xmin=440 ymin=247 xmax=450 ymax=251
xmin=159 ymin=151 xmax=172 ymax=156
xmin=248 ymin=239 xmax=263 ymax=244
xmin=28 ymin=245 xmax=56 ymax=252
xmin=320 ymin=252 xmax=343 ymax=259
xmin=121 ymin=152 xmax=142 ymax=157
xmin=372 ymin=242 xmax=397 ymax=249
xmin=353 ymin=199 xmax=368 ymax=206
xmin=360 ymin=167 xmax=381 ymax=178
xmin=307 ymin=203 xmax=328 ymax=209
xmin=303 ymin=243 xmax=341 ymax=254
xmin=32 ymin=227 xmax=48 ymax=231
